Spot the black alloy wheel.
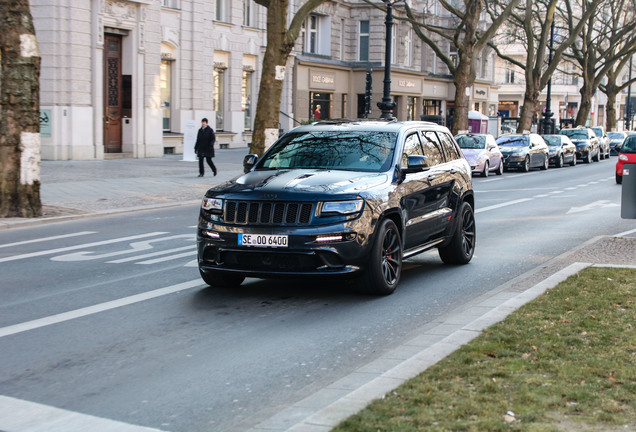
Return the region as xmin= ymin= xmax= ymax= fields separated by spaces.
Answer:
xmin=439 ymin=201 xmax=476 ymax=265
xmin=360 ymin=219 xmax=402 ymax=295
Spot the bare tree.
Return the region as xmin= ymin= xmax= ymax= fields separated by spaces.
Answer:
xmin=565 ymin=0 xmax=636 ymax=126
xmin=404 ymin=0 xmax=520 ymax=134
xmin=490 ymin=0 xmax=601 ymax=132
xmin=600 ymin=54 xmax=636 ymax=131
xmin=0 ymin=0 xmax=41 ymax=217
xmin=250 ymin=0 xmax=329 ymax=156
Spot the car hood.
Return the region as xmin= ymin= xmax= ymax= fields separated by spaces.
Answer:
xmin=460 ymin=149 xmax=486 ymax=163
xmin=206 ymin=169 xmax=390 ymax=198
xmin=499 ymin=146 xmax=527 ymax=153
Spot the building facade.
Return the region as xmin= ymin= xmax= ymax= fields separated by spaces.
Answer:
xmin=31 ymin=0 xmax=500 ymax=160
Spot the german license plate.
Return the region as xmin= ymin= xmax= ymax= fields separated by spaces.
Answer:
xmin=238 ymin=234 xmax=288 ymax=248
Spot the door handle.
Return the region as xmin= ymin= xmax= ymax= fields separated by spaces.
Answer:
xmin=427 ymin=175 xmax=436 ymax=182
xmin=449 ymin=168 xmax=456 ymax=174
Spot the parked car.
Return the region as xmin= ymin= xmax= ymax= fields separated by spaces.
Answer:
xmin=590 ymin=126 xmax=611 ymax=159
xmin=197 ymin=120 xmax=476 ymax=295
xmin=454 ymin=133 xmax=504 ymax=177
xmin=496 ymin=133 xmax=549 ymax=172
xmin=542 ymin=134 xmax=577 ymax=167
xmin=608 ymin=131 xmax=627 ymax=155
xmin=559 ymin=127 xmax=600 ymax=163
xmin=616 ymin=135 xmax=636 ymax=184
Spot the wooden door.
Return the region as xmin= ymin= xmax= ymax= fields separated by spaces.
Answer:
xmin=104 ymin=34 xmax=122 ymax=153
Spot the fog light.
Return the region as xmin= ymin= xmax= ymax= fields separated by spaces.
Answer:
xmin=203 ymin=230 xmax=220 ymax=239
xmin=316 ymin=234 xmax=344 ymax=243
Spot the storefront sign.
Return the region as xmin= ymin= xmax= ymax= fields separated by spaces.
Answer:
xmin=309 ymin=70 xmax=336 ymax=90
xmin=398 ymin=79 xmax=416 ymax=88
xmin=40 ymin=109 xmax=51 ymax=137
xmin=473 ymin=86 xmax=489 ymax=99
xmin=391 ymin=76 xmax=422 ymax=93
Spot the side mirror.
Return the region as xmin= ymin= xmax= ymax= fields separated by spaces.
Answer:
xmin=402 ymin=155 xmax=429 ymax=174
xmin=243 ymin=154 xmax=258 ymax=173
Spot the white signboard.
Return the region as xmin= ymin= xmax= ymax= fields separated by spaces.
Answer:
xmin=183 ymin=120 xmax=197 ymax=162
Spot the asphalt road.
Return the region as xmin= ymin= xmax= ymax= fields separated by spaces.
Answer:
xmin=0 ymin=157 xmax=633 ymax=432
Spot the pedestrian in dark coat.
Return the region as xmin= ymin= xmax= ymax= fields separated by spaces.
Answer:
xmin=195 ymin=118 xmax=217 ymax=177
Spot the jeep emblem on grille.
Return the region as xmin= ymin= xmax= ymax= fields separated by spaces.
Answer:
xmin=263 ymin=193 xmax=278 ymax=200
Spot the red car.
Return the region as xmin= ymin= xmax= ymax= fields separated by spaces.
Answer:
xmin=616 ymin=135 xmax=636 ymax=184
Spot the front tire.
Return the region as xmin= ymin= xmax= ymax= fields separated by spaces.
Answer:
xmin=200 ymin=270 xmax=245 ymax=288
xmin=359 ymin=219 xmax=402 ymax=295
xmin=521 ymin=156 xmax=530 ymax=172
xmin=439 ymin=202 xmax=476 ymax=265
xmin=593 ymin=150 xmax=600 ymax=162
xmin=616 ymin=173 xmax=622 ymax=184
xmin=555 ymin=154 xmax=563 ymax=168
xmin=570 ymin=154 xmax=577 ymax=166
xmin=584 ymin=153 xmax=591 ymax=164
xmin=540 ymin=154 xmax=549 ymax=170
xmin=482 ymin=161 xmax=489 ymax=177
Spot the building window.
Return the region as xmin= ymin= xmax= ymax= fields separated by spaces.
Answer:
xmin=449 ymin=52 xmax=458 ymax=68
xmin=404 ymin=29 xmax=412 ymax=66
xmin=391 ymin=23 xmax=398 ymax=65
xmin=216 ymin=0 xmax=227 ymax=21
xmin=214 ymin=66 xmax=225 ymax=131
xmin=339 ymin=19 xmax=345 ymax=61
xmin=407 ymin=96 xmax=418 ymax=121
xmin=242 ymin=69 xmax=253 ymax=130
xmin=160 ymin=60 xmax=172 ymax=131
xmin=162 ymin=0 xmax=180 ymax=8
xmin=341 ymin=93 xmax=348 ymax=118
xmin=423 ymin=99 xmax=441 ymax=116
xmin=359 ymin=20 xmax=369 ymax=61
xmin=243 ymin=0 xmax=257 ymax=27
xmin=309 ymin=14 xmax=319 ymax=53
xmin=310 ymin=92 xmax=332 ymax=120
xmin=505 ymin=67 xmax=515 ymax=84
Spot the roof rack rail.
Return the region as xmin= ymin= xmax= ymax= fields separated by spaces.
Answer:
xmin=311 ymin=118 xmax=397 ymax=126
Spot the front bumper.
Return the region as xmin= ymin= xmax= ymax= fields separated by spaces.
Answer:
xmin=197 ymin=217 xmax=375 ymax=279
xmin=502 ymin=155 xmax=526 ymax=168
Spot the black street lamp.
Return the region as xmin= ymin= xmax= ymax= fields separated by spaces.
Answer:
xmin=541 ymin=19 xmax=556 ymax=134
xmin=627 ymin=56 xmax=633 ymax=131
xmin=377 ymin=0 xmax=401 ymax=119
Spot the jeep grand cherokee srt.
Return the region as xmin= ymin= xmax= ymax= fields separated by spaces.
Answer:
xmin=197 ymin=120 xmax=475 ymax=295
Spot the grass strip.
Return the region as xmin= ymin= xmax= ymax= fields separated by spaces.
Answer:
xmin=332 ymin=267 xmax=636 ymax=432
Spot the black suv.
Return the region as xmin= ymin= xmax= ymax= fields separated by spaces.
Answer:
xmin=197 ymin=121 xmax=475 ymax=295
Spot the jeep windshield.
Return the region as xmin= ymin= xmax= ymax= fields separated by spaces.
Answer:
xmin=496 ymin=136 xmax=528 ymax=146
xmin=256 ymin=131 xmax=397 ymax=172
xmin=456 ymin=135 xmax=485 ymax=149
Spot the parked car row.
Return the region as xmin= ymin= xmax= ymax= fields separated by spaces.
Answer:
xmin=455 ymin=125 xmax=618 ymax=177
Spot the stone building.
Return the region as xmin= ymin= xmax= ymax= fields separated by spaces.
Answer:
xmin=31 ymin=0 xmax=500 ymax=160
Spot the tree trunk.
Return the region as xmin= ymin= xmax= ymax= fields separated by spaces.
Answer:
xmin=575 ymin=83 xmax=594 ymax=126
xmin=517 ymin=76 xmax=541 ymax=132
xmin=0 ymin=0 xmax=42 ymax=217
xmin=451 ymin=52 xmax=475 ymax=135
xmin=605 ymin=86 xmax=618 ymax=131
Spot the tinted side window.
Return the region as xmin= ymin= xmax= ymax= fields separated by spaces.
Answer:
xmin=401 ymin=133 xmax=424 ymax=167
xmin=436 ymin=132 xmax=462 ymax=161
xmin=420 ymin=131 xmax=444 ymax=166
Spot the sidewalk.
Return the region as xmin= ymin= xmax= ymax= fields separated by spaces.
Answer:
xmin=0 ymin=149 xmax=248 ymax=229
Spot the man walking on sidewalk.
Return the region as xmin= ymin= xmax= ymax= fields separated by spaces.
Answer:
xmin=195 ymin=118 xmax=217 ymax=177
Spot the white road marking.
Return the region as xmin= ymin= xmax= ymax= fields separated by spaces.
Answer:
xmin=137 ymin=251 xmax=196 ymax=265
xmin=0 ymin=231 xmax=97 ymax=249
xmin=566 ymin=200 xmax=620 ymax=214
xmin=107 ymin=245 xmax=194 ymax=263
xmin=51 ymin=234 xmax=194 ymax=262
xmin=615 ymin=228 xmax=636 ymax=236
xmin=480 ymin=177 xmax=504 ymax=183
xmin=533 ymin=194 xmax=549 ymax=198
xmin=475 ymin=198 xmax=533 ymax=214
xmin=0 ymin=395 xmax=166 ymax=432
xmin=0 ymin=232 xmax=168 ymax=263
xmin=0 ymin=279 xmax=202 ymax=338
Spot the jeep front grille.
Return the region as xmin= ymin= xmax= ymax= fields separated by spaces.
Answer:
xmin=224 ymin=201 xmax=314 ymax=226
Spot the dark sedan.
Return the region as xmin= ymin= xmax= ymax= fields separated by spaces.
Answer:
xmin=559 ymin=127 xmax=600 ymax=163
xmin=608 ymin=131 xmax=627 ymax=156
xmin=542 ymin=134 xmax=577 ymax=167
xmin=496 ymin=133 xmax=549 ymax=172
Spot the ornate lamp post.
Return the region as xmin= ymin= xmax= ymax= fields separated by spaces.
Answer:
xmin=627 ymin=56 xmax=633 ymax=131
xmin=377 ymin=0 xmax=401 ymax=119
xmin=541 ymin=19 xmax=556 ymax=134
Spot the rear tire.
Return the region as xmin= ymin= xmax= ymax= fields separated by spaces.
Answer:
xmin=495 ymin=159 xmax=504 ymax=175
xmin=199 ymin=270 xmax=245 ymax=288
xmin=439 ymin=202 xmax=476 ymax=265
xmin=359 ymin=219 xmax=402 ymax=295
xmin=482 ymin=161 xmax=489 ymax=177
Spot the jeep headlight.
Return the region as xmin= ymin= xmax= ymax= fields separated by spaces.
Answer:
xmin=319 ymin=199 xmax=364 ymax=216
xmin=201 ymin=197 xmax=223 ymax=214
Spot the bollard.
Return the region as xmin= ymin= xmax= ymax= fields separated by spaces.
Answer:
xmin=621 ymin=163 xmax=636 ymax=219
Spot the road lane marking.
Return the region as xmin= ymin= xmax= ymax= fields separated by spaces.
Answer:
xmin=51 ymin=234 xmax=194 ymax=262
xmin=475 ymin=198 xmax=533 ymax=214
xmin=137 ymin=251 xmax=196 ymax=265
xmin=0 ymin=232 xmax=168 ymax=263
xmin=107 ymin=245 xmax=194 ymax=263
xmin=615 ymin=228 xmax=636 ymax=236
xmin=480 ymin=177 xmax=504 ymax=183
xmin=566 ymin=200 xmax=619 ymax=214
xmin=0 ymin=395 xmax=167 ymax=432
xmin=0 ymin=279 xmax=202 ymax=338
xmin=0 ymin=231 xmax=97 ymax=249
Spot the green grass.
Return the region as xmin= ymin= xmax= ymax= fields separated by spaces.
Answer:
xmin=332 ymin=267 xmax=636 ymax=432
